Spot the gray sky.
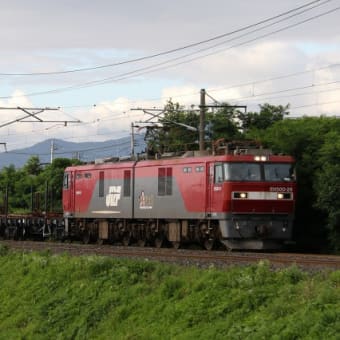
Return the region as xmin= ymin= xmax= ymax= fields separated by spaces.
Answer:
xmin=0 ymin=0 xmax=339 ymax=151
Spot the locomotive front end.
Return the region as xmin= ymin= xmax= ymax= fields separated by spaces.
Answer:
xmin=215 ymin=154 xmax=296 ymax=250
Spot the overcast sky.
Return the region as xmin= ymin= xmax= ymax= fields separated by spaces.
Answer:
xmin=0 ymin=0 xmax=339 ymax=152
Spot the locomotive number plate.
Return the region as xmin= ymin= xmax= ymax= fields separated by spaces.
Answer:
xmin=269 ymin=187 xmax=293 ymax=192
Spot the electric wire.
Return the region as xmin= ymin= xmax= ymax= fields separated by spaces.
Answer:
xmin=220 ymin=79 xmax=340 ymax=103
xmin=54 ymin=62 xmax=340 ymax=108
xmin=1 ymin=2 xmax=339 ymax=99
xmin=0 ymin=0 xmax=329 ymax=76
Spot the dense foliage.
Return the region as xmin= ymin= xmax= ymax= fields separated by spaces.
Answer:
xmin=0 ymin=157 xmax=80 ymax=213
xmin=256 ymin=117 xmax=340 ymax=251
xmin=0 ymin=248 xmax=338 ymax=339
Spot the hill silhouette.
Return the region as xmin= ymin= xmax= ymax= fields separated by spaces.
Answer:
xmin=0 ymin=135 xmax=145 ymax=169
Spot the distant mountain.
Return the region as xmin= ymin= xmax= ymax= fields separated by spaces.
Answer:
xmin=0 ymin=135 xmax=146 ymax=169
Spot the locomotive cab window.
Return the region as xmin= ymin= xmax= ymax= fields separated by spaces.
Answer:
xmin=214 ymin=164 xmax=224 ymax=183
xmin=223 ymin=162 xmax=295 ymax=182
xmin=63 ymin=173 xmax=69 ymax=189
xmin=264 ymin=163 xmax=296 ymax=182
xmin=224 ymin=163 xmax=261 ymax=181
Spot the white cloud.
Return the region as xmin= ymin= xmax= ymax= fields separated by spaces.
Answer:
xmin=0 ymin=89 xmax=33 ymax=108
xmin=0 ymin=1 xmax=339 ymax=149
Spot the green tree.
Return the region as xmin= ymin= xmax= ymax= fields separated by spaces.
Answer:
xmin=23 ymin=156 xmax=42 ymax=176
xmin=0 ymin=165 xmax=17 ymax=213
xmin=145 ymin=100 xmax=199 ymax=153
xmin=0 ymin=157 xmax=81 ymax=213
xmin=258 ymin=116 xmax=340 ymax=251
xmin=314 ymin=131 xmax=340 ymax=250
xmin=206 ymin=105 xmax=242 ymax=141
xmin=38 ymin=158 xmax=81 ymax=212
xmin=145 ymin=100 xmax=241 ymax=154
xmin=241 ymin=103 xmax=289 ymax=136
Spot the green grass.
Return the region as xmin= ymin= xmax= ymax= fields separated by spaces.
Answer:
xmin=0 ymin=245 xmax=339 ymax=339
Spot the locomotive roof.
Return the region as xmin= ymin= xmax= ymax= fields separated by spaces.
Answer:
xmin=65 ymin=153 xmax=295 ymax=172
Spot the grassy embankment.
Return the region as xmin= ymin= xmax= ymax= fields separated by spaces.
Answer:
xmin=0 ymin=245 xmax=339 ymax=339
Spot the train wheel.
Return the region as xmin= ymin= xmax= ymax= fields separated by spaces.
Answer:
xmin=82 ymin=231 xmax=91 ymax=244
xmin=122 ymin=233 xmax=131 ymax=246
xmin=172 ymin=241 xmax=181 ymax=249
xmin=137 ymin=239 xmax=146 ymax=247
xmin=204 ymin=239 xmax=215 ymax=251
xmin=4 ymin=227 xmax=10 ymax=240
xmin=154 ymin=236 xmax=164 ymax=248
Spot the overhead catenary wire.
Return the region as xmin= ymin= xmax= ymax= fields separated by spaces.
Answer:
xmin=0 ymin=0 xmax=329 ymax=77
xmin=291 ymin=98 xmax=340 ymax=110
xmin=54 ymin=62 xmax=340 ymax=110
xmin=3 ymin=71 xmax=340 ymax=138
xmin=0 ymin=109 xmax=147 ymax=149
xmin=0 ymin=3 xmax=339 ymax=152
xmin=206 ymin=63 xmax=340 ymax=96
xmin=3 ymin=75 xmax=340 ymax=150
xmin=1 ymin=2 xmax=339 ymax=100
xmin=231 ymin=85 xmax=340 ymax=106
xmin=218 ymin=79 xmax=340 ymax=103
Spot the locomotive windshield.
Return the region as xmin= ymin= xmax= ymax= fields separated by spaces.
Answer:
xmin=223 ymin=163 xmax=295 ymax=182
xmin=263 ymin=163 xmax=295 ymax=181
xmin=224 ymin=163 xmax=261 ymax=181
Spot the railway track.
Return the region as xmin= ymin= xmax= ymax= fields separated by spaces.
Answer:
xmin=1 ymin=240 xmax=339 ymax=270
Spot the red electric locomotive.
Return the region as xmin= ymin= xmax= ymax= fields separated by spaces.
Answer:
xmin=63 ymin=145 xmax=296 ymax=250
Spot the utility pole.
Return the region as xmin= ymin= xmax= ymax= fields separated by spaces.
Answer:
xmin=199 ymin=88 xmax=206 ymax=153
xmin=130 ymin=123 xmax=135 ymax=160
xmin=50 ymin=139 xmax=57 ymax=163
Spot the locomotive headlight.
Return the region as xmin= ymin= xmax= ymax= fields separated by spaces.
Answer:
xmin=233 ymin=192 xmax=248 ymax=199
xmin=277 ymin=193 xmax=291 ymax=199
xmin=254 ymin=156 xmax=267 ymax=161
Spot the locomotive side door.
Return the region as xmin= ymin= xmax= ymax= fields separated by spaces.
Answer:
xmin=63 ymin=171 xmax=75 ymax=213
xmin=207 ymin=162 xmax=225 ymax=216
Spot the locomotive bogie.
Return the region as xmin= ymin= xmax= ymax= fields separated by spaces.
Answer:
xmin=60 ymin=217 xmax=221 ymax=250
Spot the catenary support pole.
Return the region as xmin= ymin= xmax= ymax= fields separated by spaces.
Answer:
xmin=199 ymin=88 xmax=206 ymax=153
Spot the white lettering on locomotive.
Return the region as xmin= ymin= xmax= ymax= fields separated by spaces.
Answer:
xmin=106 ymin=186 xmax=121 ymax=207
xmin=269 ymin=187 xmax=293 ymax=192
